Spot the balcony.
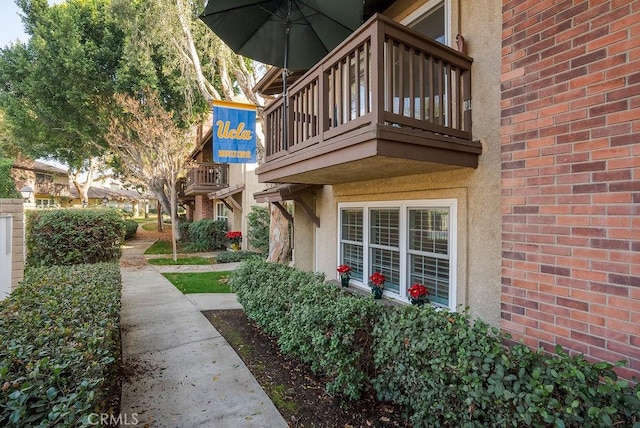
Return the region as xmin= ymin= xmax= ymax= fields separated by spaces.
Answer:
xmin=34 ymin=182 xmax=71 ymax=197
xmin=257 ymin=14 xmax=481 ymax=185
xmin=183 ymin=163 xmax=229 ymax=196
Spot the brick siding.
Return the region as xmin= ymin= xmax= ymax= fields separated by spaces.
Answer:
xmin=501 ymin=0 xmax=640 ymax=380
xmin=193 ymin=195 xmax=214 ymax=221
xmin=0 ymin=199 xmax=25 ymax=291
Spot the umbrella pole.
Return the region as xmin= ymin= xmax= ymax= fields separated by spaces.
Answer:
xmin=282 ymin=0 xmax=291 ymax=151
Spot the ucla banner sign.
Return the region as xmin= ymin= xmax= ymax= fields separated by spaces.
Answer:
xmin=212 ymin=100 xmax=257 ymax=163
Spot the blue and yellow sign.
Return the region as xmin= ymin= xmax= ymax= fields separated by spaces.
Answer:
xmin=212 ymin=100 xmax=257 ymax=163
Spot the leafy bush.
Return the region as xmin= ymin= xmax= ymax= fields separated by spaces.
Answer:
xmin=0 ymin=158 xmax=20 ymax=198
xmin=123 ymin=219 xmax=138 ymax=240
xmin=26 ymin=209 xmax=125 ymax=266
xmin=373 ymin=305 xmax=509 ymax=426
xmin=0 ymin=263 xmax=121 ymax=426
xmin=374 ymin=309 xmax=640 ymax=427
xmin=178 ymin=220 xmax=191 ymax=242
xmin=215 ymin=250 xmax=262 ymax=263
xmin=247 ymin=205 xmax=269 ymax=253
xmin=232 ymin=258 xmax=383 ymax=399
xmin=231 ymin=259 xmax=640 ymax=425
xmin=184 ymin=219 xmax=226 ymax=252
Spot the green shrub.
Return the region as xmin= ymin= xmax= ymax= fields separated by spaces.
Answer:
xmin=184 ymin=219 xmax=226 ymax=252
xmin=231 ymin=260 xmax=640 ymax=425
xmin=247 ymin=205 xmax=269 ymax=253
xmin=372 ymin=307 xmax=640 ymax=427
xmin=123 ymin=219 xmax=138 ymax=240
xmin=231 ymin=258 xmax=382 ymax=399
xmin=372 ymin=305 xmax=508 ymax=426
xmin=215 ymin=250 xmax=262 ymax=263
xmin=0 ymin=158 xmax=20 ymax=198
xmin=26 ymin=209 xmax=125 ymax=266
xmin=178 ymin=220 xmax=191 ymax=242
xmin=492 ymin=344 xmax=640 ymax=427
xmin=0 ymin=263 xmax=121 ymax=426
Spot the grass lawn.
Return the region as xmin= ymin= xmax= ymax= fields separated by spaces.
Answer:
xmin=162 ymin=271 xmax=232 ymax=294
xmin=148 ymin=257 xmax=212 ymax=266
xmin=144 ymin=240 xmax=181 ymax=254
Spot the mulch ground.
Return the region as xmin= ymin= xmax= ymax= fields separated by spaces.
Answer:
xmin=202 ymin=309 xmax=411 ymax=428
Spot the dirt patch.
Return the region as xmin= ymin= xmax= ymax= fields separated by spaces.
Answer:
xmin=134 ymin=223 xmax=172 ymax=241
xmin=203 ymin=309 xmax=410 ymax=427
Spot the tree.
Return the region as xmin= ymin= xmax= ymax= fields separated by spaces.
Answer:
xmin=247 ymin=205 xmax=270 ymax=253
xmin=0 ymin=0 xmax=126 ymax=204
xmin=0 ymin=157 xmax=20 ymax=199
xmin=110 ymin=0 xmax=290 ymax=262
xmin=106 ymin=90 xmax=193 ymax=260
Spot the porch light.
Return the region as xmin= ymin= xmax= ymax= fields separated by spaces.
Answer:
xmin=102 ymin=196 xmax=109 ymax=205
xmin=20 ymin=185 xmax=33 ymax=202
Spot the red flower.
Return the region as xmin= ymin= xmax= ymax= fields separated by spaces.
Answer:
xmin=369 ymin=272 xmax=385 ymax=287
xmin=337 ymin=264 xmax=352 ymax=275
xmin=408 ymin=283 xmax=429 ymax=299
xmin=225 ymin=231 xmax=242 ymax=244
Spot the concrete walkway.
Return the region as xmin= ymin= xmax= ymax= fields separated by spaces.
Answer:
xmin=119 ymin=240 xmax=287 ymax=428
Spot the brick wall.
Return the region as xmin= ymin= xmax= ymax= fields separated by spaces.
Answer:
xmin=193 ymin=195 xmax=214 ymax=221
xmin=0 ymin=199 xmax=24 ymax=291
xmin=501 ymin=0 xmax=640 ymax=379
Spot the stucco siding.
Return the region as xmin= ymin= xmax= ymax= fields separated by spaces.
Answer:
xmin=290 ymin=0 xmax=503 ymax=326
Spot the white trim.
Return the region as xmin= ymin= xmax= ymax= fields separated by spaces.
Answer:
xmin=338 ymin=199 xmax=458 ymax=310
xmin=401 ymin=0 xmax=451 ymax=47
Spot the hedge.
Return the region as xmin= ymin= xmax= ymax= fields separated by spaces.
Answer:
xmin=231 ymin=259 xmax=640 ymax=426
xmin=123 ymin=219 xmax=138 ymax=240
xmin=184 ymin=219 xmax=227 ymax=252
xmin=26 ymin=209 xmax=126 ymax=266
xmin=0 ymin=263 xmax=121 ymax=426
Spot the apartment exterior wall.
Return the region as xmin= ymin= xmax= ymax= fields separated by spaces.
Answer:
xmin=0 ymin=199 xmax=24 ymax=291
xmin=501 ymin=0 xmax=640 ymax=379
xmin=292 ymin=0 xmax=503 ymax=325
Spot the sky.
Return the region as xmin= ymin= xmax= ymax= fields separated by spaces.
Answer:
xmin=0 ymin=1 xmax=28 ymax=48
xmin=0 ymin=0 xmax=64 ymax=48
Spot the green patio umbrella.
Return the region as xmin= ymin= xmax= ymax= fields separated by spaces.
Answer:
xmin=200 ymin=0 xmax=364 ymax=144
xmin=199 ymin=0 xmax=364 ymax=72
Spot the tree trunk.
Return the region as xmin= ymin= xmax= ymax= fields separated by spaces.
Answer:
xmin=267 ymin=202 xmax=291 ymax=263
xmin=169 ymin=181 xmax=179 ymax=261
xmin=148 ymin=177 xmax=171 ymax=215
xmin=157 ymin=201 xmax=163 ymax=232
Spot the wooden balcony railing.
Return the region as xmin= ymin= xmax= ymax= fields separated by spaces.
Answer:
xmin=34 ymin=182 xmax=71 ymax=196
xmin=184 ymin=163 xmax=229 ymax=196
xmin=261 ymin=13 xmax=476 ymax=180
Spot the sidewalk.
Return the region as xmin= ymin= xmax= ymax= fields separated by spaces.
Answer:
xmin=119 ymin=240 xmax=287 ymax=427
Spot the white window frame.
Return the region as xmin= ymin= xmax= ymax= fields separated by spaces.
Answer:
xmin=338 ymin=199 xmax=457 ymax=310
xmin=215 ymin=201 xmax=228 ymax=225
xmin=401 ymin=0 xmax=451 ymax=47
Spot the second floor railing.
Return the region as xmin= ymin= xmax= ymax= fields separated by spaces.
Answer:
xmin=264 ymin=13 xmax=473 ymax=161
xmin=185 ymin=162 xmax=229 ymax=193
xmin=34 ymin=182 xmax=71 ymax=196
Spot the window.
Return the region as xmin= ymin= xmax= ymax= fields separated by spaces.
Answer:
xmin=408 ymin=3 xmax=446 ymax=44
xmin=404 ymin=0 xmax=448 ymax=45
xmin=35 ymin=198 xmax=54 ymax=209
xmin=215 ymin=202 xmax=228 ymax=228
xmin=338 ymin=200 xmax=457 ymax=309
xmin=35 ymin=173 xmax=54 ymax=184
